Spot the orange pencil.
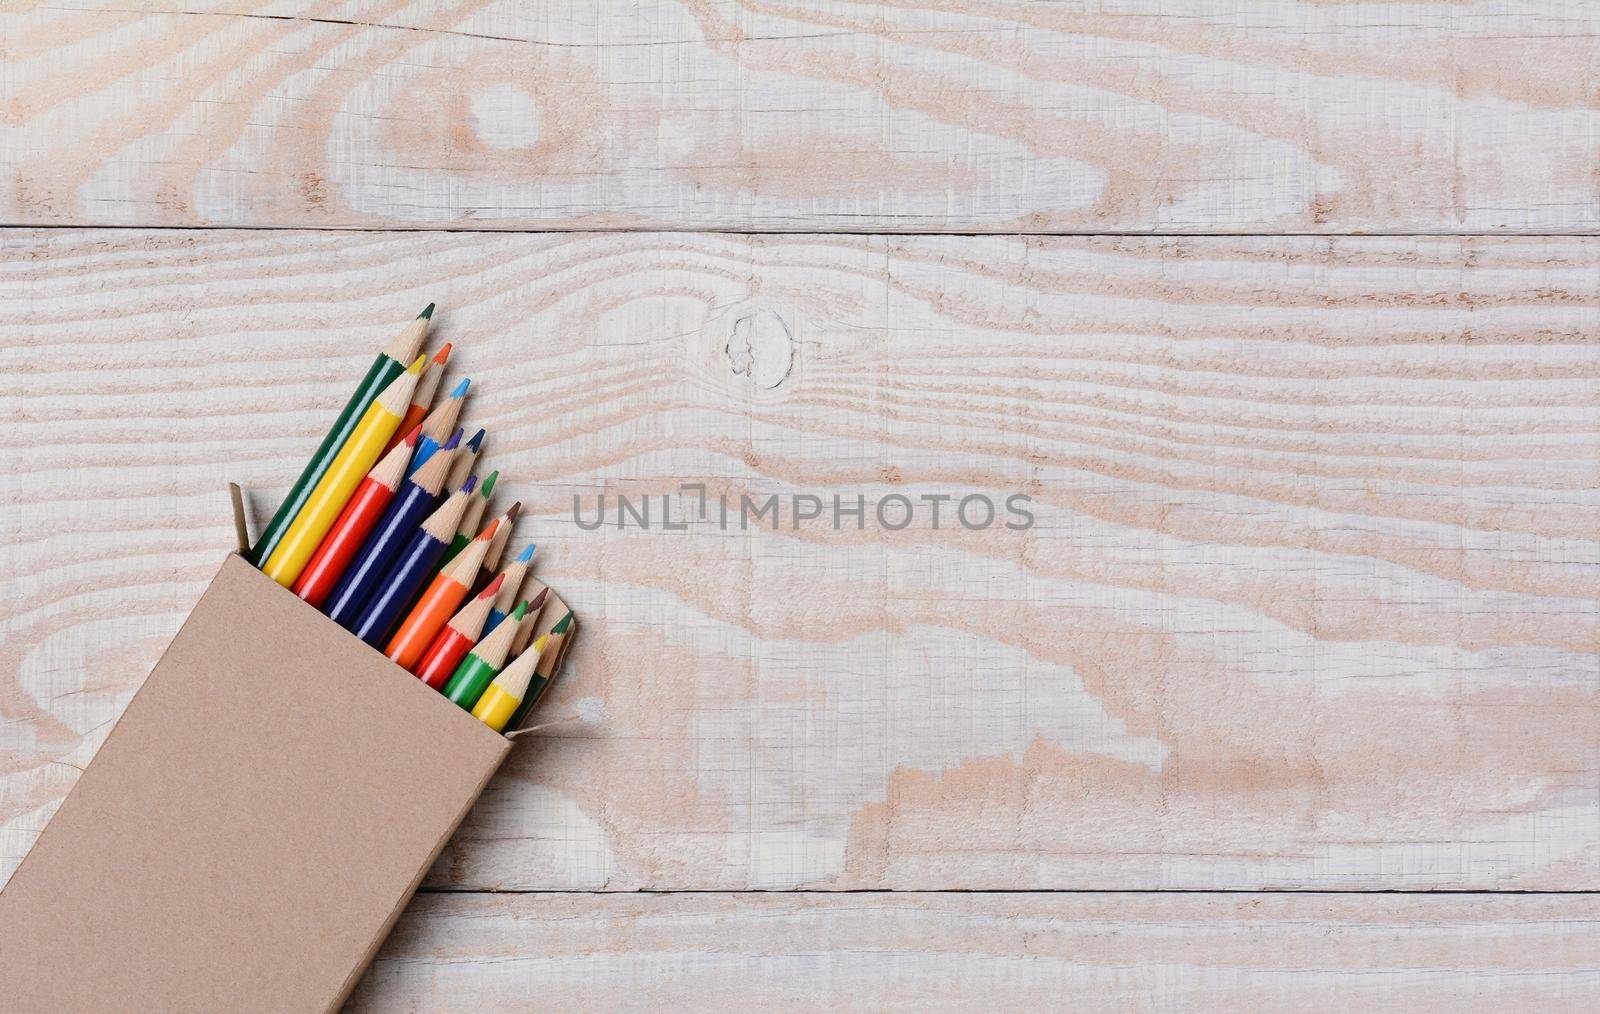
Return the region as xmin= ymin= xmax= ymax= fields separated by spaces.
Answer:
xmin=413 ymin=574 xmax=504 ymax=686
xmin=382 ymin=343 xmax=451 ymax=454
xmin=382 ymin=518 xmax=498 ymax=670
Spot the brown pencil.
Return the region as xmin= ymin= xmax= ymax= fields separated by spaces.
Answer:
xmin=509 ymin=587 xmax=550 ymax=657
xmin=481 ymin=502 xmax=520 ymax=574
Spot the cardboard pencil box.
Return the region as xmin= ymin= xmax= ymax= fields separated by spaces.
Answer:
xmin=0 ymin=499 xmax=573 ymax=1012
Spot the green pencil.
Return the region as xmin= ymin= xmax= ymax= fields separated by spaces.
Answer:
xmin=506 ymin=610 xmax=574 ymax=731
xmin=248 ymin=305 xmax=433 ymax=566
xmin=442 ymin=599 xmax=528 ymax=710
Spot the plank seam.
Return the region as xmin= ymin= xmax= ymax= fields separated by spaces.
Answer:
xmin=412 ymin=882 xmax=1600 ymax=889
xmin=9 ymin=224 xmax=1600 ymax=239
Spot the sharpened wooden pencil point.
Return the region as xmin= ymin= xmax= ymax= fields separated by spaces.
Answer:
xmin=509 ymin=587 xmax=550 ymax=656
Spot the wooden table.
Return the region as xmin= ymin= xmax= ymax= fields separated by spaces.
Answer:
xmin=3 ymin=3 xmax=1598 ymax=1009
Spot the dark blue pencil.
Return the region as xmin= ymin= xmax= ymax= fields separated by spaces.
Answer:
xmin=324 ymin=437 xmax=462 ymax=629
xmin=348 ymin=489 xmax=474 ymax=646
xmin=443 ymin=427 xmax=487 ymax=496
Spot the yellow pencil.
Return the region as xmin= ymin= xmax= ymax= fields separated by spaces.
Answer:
xmin=471 ymin=633 xmax=549 ymax=733
xmin=262 ymin=355 xmax=425 ymax=587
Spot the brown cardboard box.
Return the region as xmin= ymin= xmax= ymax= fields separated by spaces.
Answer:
xmin=0 ymin=554 xmax=535 ymax=1012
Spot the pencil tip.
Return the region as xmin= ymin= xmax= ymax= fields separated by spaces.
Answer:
xmin=462 ymin=474 xmax=478 ymax=494
xmin=403 ymin=421 xmax=423 ymax=446
xmin=419 ymin=302 xmax=435 ymax=320
xmin=442 ymin=427 xmax=464 ymax=451
xmin=480 ymin=470 xmax=499 ymax=497
xmin=528 ymin=587 xmax=549 ymax=609
xmin=466 ymin=428 xmax=486 ymax=452
xmin=480 ymin=573 xmax=506 ymax=597
xmin=450 ymin=377 xmax=471 ymax=398
xmin=551 ymin=611 xmax=573 ymax=634
xmin=516 ymin=543 xmax=536 ymax=563
xmin=433 ymin=342 xmax=453 ymax=364
xmin=407 ymin=353 xmax=427 ymax=373
xmin=510 ymin=600 xmax=529 ymax=621
xmin=506 ymin=501 xmax=522 ymax=522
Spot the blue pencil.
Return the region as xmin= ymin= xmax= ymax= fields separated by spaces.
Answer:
xmin=482 ymin=543 xmax=537 ymax=634
xmin=408 ymin=377 xmax=469 ymax=476
xmin=324 ymin=440 xmax=462 ymax=629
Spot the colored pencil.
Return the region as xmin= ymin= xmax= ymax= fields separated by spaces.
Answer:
xmin=483 ymin=543 xmax=536 ymax=634
xmin=506 ymin=610 xmax=574 ymax=731
xmin=381 ymin=343 xmax=451 ymax=455
xmin=439 ymin=469 xmax=497 ymax=569
xmin=509 ymin=587 xmax=550 ymax=657
xmin=262 ymin=356 xmax=424 ymax=587
xmin=444 ymin=428 xmax=485 ymax=495
xmin=381 ymin=519 xmax=498 ymax=668
xmin=471 ymin=632 xmax=550 ymax=733
xmin=441 ymin=598 xmax=526 ymax=710
xmin=323 ymin=449 xmax=463 ymax=629
xmin=413 ymin=574 xmax=504 ymax=688
xmin=290 ymin=437 xmax=411 ymax=608
xmin=347 ymin=496 xmax=485 ymax=647
xmin=248 ymin=304 xmax=430 ymax=566
xmin=507 ymin=588 xmax=549 ymax=656
xmin=481 ymin=502 xmax=519 ymax=574
xmin=408 ymin=377 xmax=469 ymax=476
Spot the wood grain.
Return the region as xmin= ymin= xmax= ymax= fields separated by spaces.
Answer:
xmin=349 ymin=892 xmax=1600 ymax=1012
xmin=1 ymin=229 xmax=1597 ymax=893
xmin=7 ymin=2 xmax=1600 ymax=233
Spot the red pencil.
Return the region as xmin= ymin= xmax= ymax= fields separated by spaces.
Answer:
xmin=414 ymin=573 xmax=504 ymax=687
xmin=291 ymin=436 xmax=413 ymax=608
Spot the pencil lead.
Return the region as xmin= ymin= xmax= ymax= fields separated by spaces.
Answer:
xmin=419 ymin=302 xmax=435 ymax=320
xmin=407 ymin=353 xmax=427 ymax=373
xmin=462 ymin=474 xmax=478 ymax=495
xmin=442 ymin=427 xmax=464 ymax=451
xmin=432 ymin=342 xmax=452 ymax=364
xmin=449 ymin=377 xmax=470 ymax=398
xmin=478 ymin=573 xmax=506 ymax=599
xmin=403 ymin=421 xmax=423 ymax=447
xmin=466 ymin=428 xmax=486 ymax=453
xmin=527 ymin=587 xmax=549 ymax=611
xmin=480 ymin=470 xmax=499 ymax=498
xmin=551 ymin=611 xmax=573 ymax=635
xmin=516 ymin=543 xmax=536 ymax=563
xmin=506 ymin=501 xmax=521 ymax=522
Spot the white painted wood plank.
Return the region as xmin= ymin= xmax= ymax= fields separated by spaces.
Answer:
xmin=1 ymin=229 xmax=1596 ymax=892
xmin=5 ymin=2 xmax=1600 ymax=232
xmin=349 ymin=892 xmax=1600 ymax=1012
